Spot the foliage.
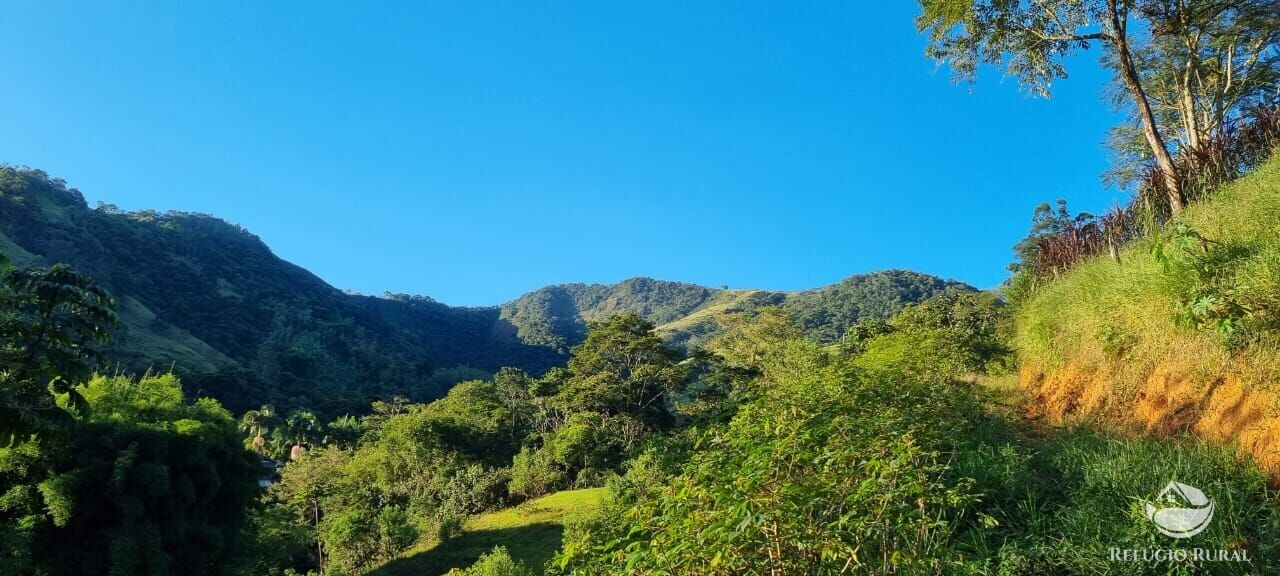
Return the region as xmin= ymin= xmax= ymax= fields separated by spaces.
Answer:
xmin=555 ymin=314 xmax=687 ymax=426
xmin=0 ymin=167 xmax=978 ymax=417
xmin=554 ymin=319 xmax=1280 ymax=575
xmin=0 ymin=374 xmax=259 ymax=576
xmin=780 ymin=269 xmax=974 ymax=343
xmin=552 ymin=336 xmax=990 ymax=575
xmin=0 ymin=166 xmax=562 ymax=417
xmin=1105 ymin=3 xmax=1280 ymax=191
xmin=854 ymin=291 xmax=1013 ymax=379
xmin=1017 ymin=154 xmax=1280 ymax=371
xmin=454 ymin=546 xmax=535 ymax=576
xmin=370 ymin=489 xmax=606 ymax=576
xmin=947 ymin=427 xmax=1280 ymax=575
xmin=0 ymin=259 xmax=117 ymax=443
xmin=1133 ymin=105 xmax=1280 ymax=220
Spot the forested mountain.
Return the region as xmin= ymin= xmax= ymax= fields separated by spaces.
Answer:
xmin=0 ymin=168 xmax=559 ymax=415
xmin=503 ymin=271 xmax=974 ymax=351
xmin=0 ymin=167 xmax=970 ymax=415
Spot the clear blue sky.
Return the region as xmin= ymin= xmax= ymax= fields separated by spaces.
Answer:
xmin=0 ymin=1 xmax=1127 ymax=306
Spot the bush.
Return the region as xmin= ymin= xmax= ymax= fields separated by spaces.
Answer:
xmin=552 ymin=341 xmax=989 ymax=574
xmin=508 ymin=445 xmax=565 ymax=499
xmin=458 ymin=546 xmax=535 ymax=576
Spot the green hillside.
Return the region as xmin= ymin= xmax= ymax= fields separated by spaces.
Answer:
xmin=371 ymin=489 xmax=606 ymax=576
xmin=502 ymin=271 xmax=972 ymax=352
xmin=0 ymin=167 xmax=561 ymax=416
xmin=0 ymin=167 xmax=969 ymax=415
xmin=1016 ymin=155 xmax=1280 ymax=474
xmin=781 ymin=269 xmax=975 ymax=343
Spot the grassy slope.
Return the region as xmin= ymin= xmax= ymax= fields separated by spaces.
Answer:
xmin=1015 ymin=155 xmax=1280 ymax=468
xmin=371 ymin=488 xmax=607 ymax=576
xmin=655 ymin=289 xmax=785 ymax=348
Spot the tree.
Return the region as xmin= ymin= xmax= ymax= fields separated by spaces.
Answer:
xmin=1134 ymin=1 xmax=1280 ymax=153
xmin=1105 ymin=1 xmax=1280 ymax=190
xmin=1 ymin=374 xmax=259 ymax=576
xmin=707 ymin=308 xmax=802 ymax=373
xmin=240 ymin=404 xmax=282 ymax=455
xmin=284 ymin=410 xmax=322 ymax=459
xmin=0 ymin=260 xmax=117 ymax=442
xmin=555 ymin=314 xmax=688 ymax=426
xmin=918 ymin=0 xmax=1189 ymax=212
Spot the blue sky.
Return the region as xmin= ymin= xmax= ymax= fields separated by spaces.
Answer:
xmin=0 ymin=1 xmax=1126 ymax=306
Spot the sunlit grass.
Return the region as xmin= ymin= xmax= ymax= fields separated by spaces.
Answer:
xmin=370 ymin=488 xmax=606 ymax=576
xmin=1016 ymin=155 xmax=1280 ymax=398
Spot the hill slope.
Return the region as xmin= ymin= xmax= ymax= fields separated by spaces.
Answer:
xmin=0 ymin=167 xmax=971 ymax=415
xmin=1016 ymin=155 xmax=1280 ymax=475
xmin=0 ymin=168 xmax=559 ymax=415
xmin=371 ymin=488 xmax=606 ymax=576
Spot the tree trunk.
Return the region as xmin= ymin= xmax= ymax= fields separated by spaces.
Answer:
xmin=1180 ymin=57 xmax=1202 ymax=153
xmin=1107 ymin=0 xmax=1186 ymax=215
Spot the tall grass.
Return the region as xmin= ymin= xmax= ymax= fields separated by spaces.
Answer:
xmin=1016 ymin=154 xmax=1280 ymax=396
xmin=953 ymin=427 xmax=1280 ymax=575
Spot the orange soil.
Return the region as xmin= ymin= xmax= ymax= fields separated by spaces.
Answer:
xmin=1022 ymin=363 xmax=1280 ymax=478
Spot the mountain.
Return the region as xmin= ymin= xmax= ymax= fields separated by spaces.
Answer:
xmin=0 ymin=167 xmax=972 ymax=415
xmin=501 ymin=270 xmax=974 ymax=351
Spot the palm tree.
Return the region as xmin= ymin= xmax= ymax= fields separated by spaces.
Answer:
xmin=285 ymin=409 xmax=322 ymax=460
xmin=240 ymin=404 xmax=281 ymax=455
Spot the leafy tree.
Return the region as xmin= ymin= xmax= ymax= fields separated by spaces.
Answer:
xmin=706 ymin=307 xmax=802 ymax=373
xmin=854 ymin=291 xmax=1012 ymax=379
xmin=552 ymin=337 xmax=985 ymax=575
xmin=918 ymin=0 xmax=1191 ymax=212
xmin=457 ymin=546 xmax=535 ymax=576
xmin=1105 ymin=1 xmax=1280 ymax=185
xmin=492 ymin=367 xmax=535 ymax=442
xmin=240 ymin=404 xmax=283 ymax=455
xmin=0 ymin=374 xmax=259 ymax=576
xmin=284 ymin=410 xmax=322 ymax=459
xmin=325 ymin=414 xmax=363 ymax=449
xmin=269 ymin=446 xmax=351 ymax=574
xmin=0 ymin=259 xmax=117 ymax=442
xmin=554 ymin=314 xmax=688 ymax=426
xmin=423 ymin=379 xmax=520 ymax=464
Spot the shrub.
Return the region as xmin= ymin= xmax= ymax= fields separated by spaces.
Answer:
xmin=552 ymin=341 xmax=989 ymax=574
xmin=508 ymin=446 xmax=565 ymax=499
xmin=459 ymin=546 xmax=534 ymax=576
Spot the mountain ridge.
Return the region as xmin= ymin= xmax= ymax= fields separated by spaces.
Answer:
xmin=0 ymin=166 xmax=974 ymax=415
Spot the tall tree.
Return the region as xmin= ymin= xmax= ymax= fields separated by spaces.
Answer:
xmin=918 ymin=0 xmax=1190 ymax=213
xmin=240 ymin=404 xmax=282 ymax=455
xmin=555 ymin=314 xmax=688 ymax=426
xmin=1107 ymin=1 xmax=1280 ymax=184
xmin=0 ymin=259 xmax=117 ymax=443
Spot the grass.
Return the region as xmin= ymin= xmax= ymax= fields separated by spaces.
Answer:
xmin=1015 ymin=156 xmax=1280 ymax=408
xmin=951 ymin=376 xmax=1280 ymax=575
xmin=370 ymin=488 xmax=606 ymax=576
xmin=1018 ymin=155 xmax=1280 ymax=366
xmin=654 ymin=289 xmax=786 ymax=349
xmin=0 ymin=228 xmax=39 ymax=267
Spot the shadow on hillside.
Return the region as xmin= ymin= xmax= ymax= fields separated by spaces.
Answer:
xmin=370 ymin=522 xmax=565 ymax=576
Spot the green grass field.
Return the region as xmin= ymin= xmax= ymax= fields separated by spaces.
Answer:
xmin=370 ymin=488 xmax=607 ymax=576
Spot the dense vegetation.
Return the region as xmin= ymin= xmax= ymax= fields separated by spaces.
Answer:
xmin=0 ymin=257 xmax=258 ymax=575
xmin=551 ymin=299 xmax=1280 ymax=575
xmin=0 ymin=168 xmax=567 ymax=417
xmin=0 ymin=167 xmax=963 ymax=417
xmin=3 ymin=3 xmax=1280 ymax=575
